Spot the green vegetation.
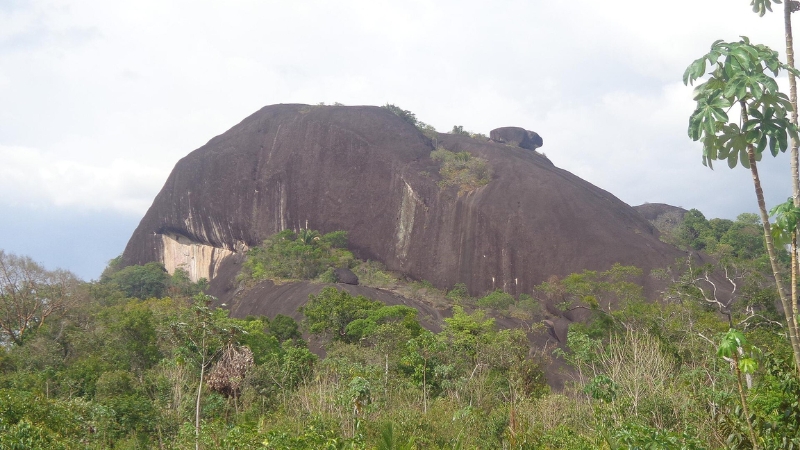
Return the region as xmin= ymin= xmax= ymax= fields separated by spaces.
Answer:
xmin=476 ymin=289 xmax=515 ymax=309
xmin=685 ymin=25 xmax=800 ymax=377
xmin=239 ymin=229 xmax=354 ymax=284
xmin=3 ymin=237 xmax=800 ymax=448
xmin=430 ymin=147 xmax=491 ymax=192
xmin=101 ymin=259 xmax=208 ymax=300
xmin=659 ymin=209 xmax=775 ymax=261
xmin=381 ymin=103 xmax=437 ymax=135
xmin=450 ymin=125 xmax=487 ymax=139
xmin=300 ymin=286 xmax=421 ymax=343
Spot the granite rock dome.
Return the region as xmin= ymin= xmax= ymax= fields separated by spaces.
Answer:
xmin=121 ymin=104 xmax=684 ymax=298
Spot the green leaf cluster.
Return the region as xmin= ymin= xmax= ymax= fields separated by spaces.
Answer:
xmin=684 ymin=37 xmax=799 ymax=168
xmin=381 ymin=103 xmax=437 ymax=134
xmin=301 ymin=287 xmax=421 ymax=344
xmin=673 ymin=209 xmax=772 ymax=261
xmin=769 ymin=197 xmax=800 ymax=245
xmin=476 ymin=289 xmax=515 ymax=309
xmin=430 ymin=147 xmax=491 ymax=192
xmin=750 ymin=0 xmax=782 ymax=17
xmin=102 ymin=262 xmax=207 ymax=300
xmin=537 ymin=264 xmax=644 ymax=325
xmin=240 ymin=229 xmax=354 ymax=283
xmin=718 ymin=329 xmax=759 ymax=374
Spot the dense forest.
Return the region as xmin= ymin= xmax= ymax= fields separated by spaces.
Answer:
xmin=1 ymin=210 xmax=799 ymax=449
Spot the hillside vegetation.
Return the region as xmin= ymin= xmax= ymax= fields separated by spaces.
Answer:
xmin=430 ymin=147 xmax=491 ymax=193
xmin=2 ymin=207 xmax=799 ymax=448
xmin=238 ymin=229 xmax=353 ymax=284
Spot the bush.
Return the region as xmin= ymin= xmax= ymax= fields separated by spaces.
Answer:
xmin=107 ymin=262 xmax=170 ymax=299
xmin=353 ymin=260 xmax=397 ymax=288
xmin=431 ymin=148 xmax=491 ymax=192
xmin=240 ymin=229 xmax=353 ymax=283
xmin=446 ymin=283 xmax=470 ymax=303
xmin=382 ymin=104 xmax=437 ymax=136
xmin=477 ymin=290 xmax=515 ymax=309
xmin=317 ymin=267 xmax=338 ymax=283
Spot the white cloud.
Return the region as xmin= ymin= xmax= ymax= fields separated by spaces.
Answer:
xmin=0 ymin=0 xmax=797 ymax=224
xmin=0 ymin=145 xmax=167 ymax=214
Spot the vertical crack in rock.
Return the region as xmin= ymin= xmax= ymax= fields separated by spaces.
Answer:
xmin=395 ymin=181 xmax=419 ymax=261
xmin=279 ymin=180 xmax=287 ymax=231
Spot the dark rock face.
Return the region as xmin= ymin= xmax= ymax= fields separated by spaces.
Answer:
xmin=633 ymin=203 xmax=688 ymax=223
xmin=490 ymin=126 xmax=543 ymax=150
xmin=225 ymin=280 xmax=444 ymax=332
xmin=122 ymin=104 xmax=684 ymax=298
xmin=633 ymin=203 xmax=688 ymax=240
xmin=334 ymin=268 xmax=359 ymax=285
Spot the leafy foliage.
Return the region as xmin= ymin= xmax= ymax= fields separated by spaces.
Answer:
xmin=769 ymin=197 xmax=800 ymax=245
xmin=750 ymin=0 xmax=782 ymax=17
xmin=430 ymin=147 xmax=491 ymax=192
xmin=0 ymin=251 xmax=78 ymax=346
xmin=105 ymin=261 xmax=171 ymax=299
xmin=685 ymin=37 xmax=799 ymax=168
xmin=670 ymin=209 xmax=773 ymax=261
xmin=536 ymin=264 xmax=644 ymax=328
xmin=240 ymin=229 xmax=354 ymax=282
xmin=450 ymin=125 xmax=486 ymax=139
xmin=381 ymin=104 xmax=436 ymax=134
xmin=476 ymin=289 xmax=515 ymax=309
xmin=5 ymin=214 xmax=800 ymax=448
xmin=302 ymin=287 xmax=420 ymax=344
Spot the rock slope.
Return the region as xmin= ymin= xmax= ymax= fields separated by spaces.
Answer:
xmin=122 ymin=104 xmax=685 ymax=298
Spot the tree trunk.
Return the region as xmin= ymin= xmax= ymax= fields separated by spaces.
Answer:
xmin=422 ymin=359 xmax=427 ymax=414
xmin=196 ymin=340 xmax=205 ymax=450
xmin=746 ymin=146 xmax=800 ymax=371
xmin=732 ymin=352 xmax=759 ymax=450
xmin=786 ymin=1 xmax=799 ymax=203
xmin=786 ymin=0 xmax=800 ymax=377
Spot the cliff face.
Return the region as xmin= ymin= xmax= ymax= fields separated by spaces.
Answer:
xmin=122 ymin=104 xmax=684 ymax=296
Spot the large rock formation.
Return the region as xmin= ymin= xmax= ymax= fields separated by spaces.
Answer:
xmin=633 ymin=203 xmax=688 ymax=223
xmin=122 ymin=104 xmax=684 ymax=298
xmin=489 ymin=126 xmax=543 ymax=150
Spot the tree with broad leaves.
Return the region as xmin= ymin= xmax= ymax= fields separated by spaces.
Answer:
xmin=684 ymin=37 xmax=800 ymax=374
xmin=718 ymin=329 xmax=760 ymax=449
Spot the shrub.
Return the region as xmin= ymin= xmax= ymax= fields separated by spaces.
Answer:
xmin=382 ymin=104 xmax=437 ymax=135
xmin=431 ymin=147 xmax=491 ymax=192
xmin=239 ymin=229 xmax=353 ymax=283
xmin=446 ymin=283 xmax=470 ymax=303
xmin=477 ymin=290 xmax=515 ymax=310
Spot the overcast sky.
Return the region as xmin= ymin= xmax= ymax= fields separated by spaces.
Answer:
xmin=1 ymin=0 xmax=797 ymax=280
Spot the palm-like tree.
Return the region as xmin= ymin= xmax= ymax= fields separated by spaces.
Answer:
xmin=751 ymin=0 xmax=800 ymax=374
xmin=685 ymin=37 xmax=800 ymax=373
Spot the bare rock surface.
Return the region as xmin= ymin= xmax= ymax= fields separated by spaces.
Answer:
xmin=225 ymin=280 xmax=444 ymax=332
xmin=334 ymin=268 xmax=359 ymax=285
xmin=633 ymin=203 xmax=688 ymax=223
xmin=122 ymin=103 xmax=685 ymax=300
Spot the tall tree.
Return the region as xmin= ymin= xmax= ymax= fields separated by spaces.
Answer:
xmin=752 ymin=0 xmax=800 ymax=376
xmin=169 ymin=294 xmax=228 ymax=450
xmin=0 ymin=250 xmax=78 ymax=346
xmin=685 ymin=37 xmax=800 ymax=373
